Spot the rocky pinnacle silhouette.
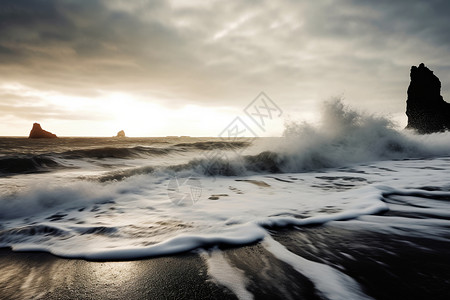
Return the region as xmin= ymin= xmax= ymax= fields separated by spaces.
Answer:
xmin=406 ymin=63 xmax=450 ymax=133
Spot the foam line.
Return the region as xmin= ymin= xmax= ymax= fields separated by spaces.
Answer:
xmin=257 ymin=201 xmax=388 ymax=228
xmin=201 ymin=250 xmax=254 ymax=300
xmin=263 ymin=236 xmax=373 ymax=300
xmin=13 ymin=224 xmax=266 ymax=260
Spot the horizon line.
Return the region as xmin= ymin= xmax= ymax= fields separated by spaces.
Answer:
xmin=0 ymin=135 xmax=280 ymax=138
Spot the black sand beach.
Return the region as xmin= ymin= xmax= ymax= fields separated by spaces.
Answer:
xmin=2 ymin=0 xmax=450 ymax=299
xmin=1 ymin=224 xmax=449 ymax=300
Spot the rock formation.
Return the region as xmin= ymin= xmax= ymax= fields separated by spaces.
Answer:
xmin=28 ymin=123 xmax=57 ymax=138
xmin=406 ymin=63 xmax=450 ymax=133
xmin=116 ymin=130 xmax=126 ymax=137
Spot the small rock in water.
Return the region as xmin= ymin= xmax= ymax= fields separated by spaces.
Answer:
xmin=28 ymin=123 xmax=57 ymax=138
xmin=116 ymin=130 xmax=126 ymax=137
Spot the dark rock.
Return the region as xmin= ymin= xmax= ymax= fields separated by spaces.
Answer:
xmin=28 ymin=123 xmax=57 ymax=138
xmin=406 ymin=63 xmax=450 ymax=133
xmin=116 ymin=130 xmax=126 ymax=137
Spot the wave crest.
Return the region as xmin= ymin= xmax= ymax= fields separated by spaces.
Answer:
xmin=0 ymin=156 xmax=62 ymax=175
xmin=181 ymin=99 xmax=450 ymax=176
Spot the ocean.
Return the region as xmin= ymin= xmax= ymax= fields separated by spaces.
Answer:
xmin=1 ymin=102 xmax=450 ymax=299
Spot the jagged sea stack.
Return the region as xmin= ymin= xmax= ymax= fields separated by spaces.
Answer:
xmin=406 ymin=63 xmax=450 ymax=133
xmin=28 ymin=123 xmax=57 ymax=138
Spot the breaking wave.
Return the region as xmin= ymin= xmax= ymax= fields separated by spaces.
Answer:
xmin=172 ymin=99 xmax=450 ymax=177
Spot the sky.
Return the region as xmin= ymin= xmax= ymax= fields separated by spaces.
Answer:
xmin=1 ymin=0 xmax=450 ymax=137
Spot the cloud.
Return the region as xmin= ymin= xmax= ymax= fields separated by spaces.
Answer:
xmin=0 ymin=91 xmax=103 ymax=121
xmin=1 ymin=0 xmax=450 ymax=134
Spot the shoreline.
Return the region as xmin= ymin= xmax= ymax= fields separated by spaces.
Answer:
xmin=0 ymin=247 xmax=237 ymax=300
xmin=1 ymin=224 xmax=449 ymax=300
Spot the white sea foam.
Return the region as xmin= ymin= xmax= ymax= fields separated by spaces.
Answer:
xmin=1 ymin=155 xmax=449 ymax=258
xmin=273 ymin=99 xmax=450 ymax=172
xmin=262 ymin=236 xmax=373 ymax=300
xmin=11 ymin=224 xmax=266 ymax=260
xmin=0 ymin=181 xmax=117 ymax=219
xmin=201 ymin=249 xmax=254 ymax=300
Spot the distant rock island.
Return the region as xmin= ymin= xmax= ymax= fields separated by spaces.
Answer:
xmin=28 ymin=123 xmax=57 ymax=138
xmin=406 ymin=63 xmax=450 ymax=133
xmin=116 ymin=130 xmax=126 ymax=137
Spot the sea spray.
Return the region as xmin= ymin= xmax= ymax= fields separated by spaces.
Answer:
xmin=177 ymin=99 xmax=450 ymax=176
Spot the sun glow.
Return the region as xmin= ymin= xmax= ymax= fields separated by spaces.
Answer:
xmin=0 ymin=83 xmax=283 ymax=137
xmin=100 ymin=92 xmax=171 ymax=137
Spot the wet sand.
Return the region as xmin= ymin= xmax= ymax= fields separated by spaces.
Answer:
xmin=1 ymin=224 xmax=449 ymax=300
xmin=0 ymin=248 xmax=237 ymax=300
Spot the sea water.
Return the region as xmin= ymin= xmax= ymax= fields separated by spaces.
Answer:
xmin=1 ymin=101 xmax=450 ymax=298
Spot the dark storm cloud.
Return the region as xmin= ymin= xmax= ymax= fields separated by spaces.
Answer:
xmin=0 ymin=0 xmax=194 ymax=94
xmin=348 ymin=0 xmax=450 ymax=46
xmin=1 ymin=0 xmax=450 ymax=118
